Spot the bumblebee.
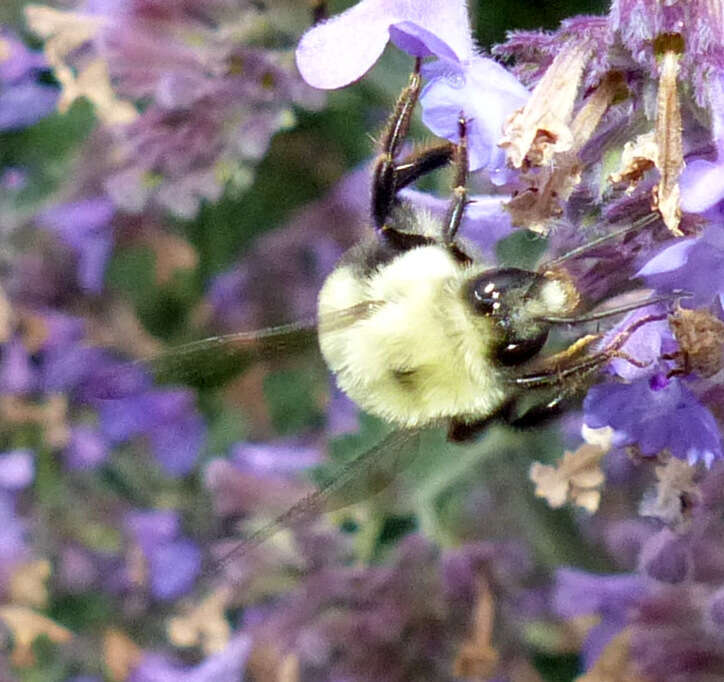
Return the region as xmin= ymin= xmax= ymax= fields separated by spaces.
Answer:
xmin=115 ymin=61 xmax=674 ymax=555
xmin=317 ymin=61 xmax=665 ymax=442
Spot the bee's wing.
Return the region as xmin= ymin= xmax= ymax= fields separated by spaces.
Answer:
xmin=211 ymin=428 xmax=422 ymax=571
xmin=97 ymin=301 xmax=381 ymax=397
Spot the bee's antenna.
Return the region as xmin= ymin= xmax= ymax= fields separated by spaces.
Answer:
xmin=538 ymin=290 xmax=691 ymax=325
xmin=543 ymin=213 xmax=660 ymax=269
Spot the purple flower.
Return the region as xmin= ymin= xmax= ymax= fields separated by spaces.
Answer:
xmin=42 ymin=344 xmax=115 ymax=402
xmin=636 ymin=225 xmax=724 ymax=308
xmin=63 ymin=426 xmax=109 ymax=471
xmin=0 ymin=31 xmax=57 ymax=130
xmin=206 ymin=167 xmax=366 ymax=330
xmin=0 ymin=31 xmax=46 ymax=82
xmin=296 ymin=0 xmax=474 ymax=89
xmin=129 ymin=634 xmax=251 ymax=682
xmin=678 ymin=74 xmax=724 ymax=214
xmin=77 ymin=1 xmax=321 ymax=219
xmin=205 ymin=437 xmax=322 ymax=518
xmin=553 ymin=568 xmax=646 ymax=668
xmin=126 ymin=510 xmax=201 ymax=601
xmin=638 ymin=528 xmax=692 ymax=584
xmin=296 ymin=0 xmax=528 ymax=177
xmin=0 ymin=336 xmax=37 ymax=395
xmin=601 ymin=305 xmax=677 ymax=381
xmin=0 ymin=493 xmax=31 ymax=593
xmin=231 ymin=440 xmax=321 ymax=476
xmin=0 ymin=81 xmax=58 ymax=131
xmin=0 ymin=450 xmax=34 ymax=491
xmin=37 ymin=197 xmax=116 ymax=293
xmin=147 ymin=538 xmax=202 ymax=601
xmin=420 ymin=55 xmax=529 ymax=175
xmin=205 ymin=266 xmax=256 ymax=333
xmin=0 ymin=166 xmax=28 ymax=192
xmin=400 ymin=188 xmax=514 ymax=251
xmin=99 ymin=389 xmax=204 ymax=477
xmin=584 ymin=376 xmax=723 ymax=466
xmin=326 ymin=386 xmax=360 ymax=437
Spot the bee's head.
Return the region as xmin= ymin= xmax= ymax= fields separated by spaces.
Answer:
xmin=464 ymin=268 xmax=578 ymax=366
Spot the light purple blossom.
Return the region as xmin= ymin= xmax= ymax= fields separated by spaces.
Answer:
xmin=205 ymin=438 xmax=321 ymax=518
xmin=639 ymin=528 xmax=692 ymax=584
xmin=680 ymin=74 xmax=724 ymax=214
xmin=0 ymin=30 xmax=46 ymax=82
xmin=125 ymin=509 xmax=201 ymax=600
xmin=231 ymin=440 xmax=322 ymax=476
xmin=296 ymin=0 xmax=473 ymax=89
xmin=0 ymin=30 xmax=57 ymax=130
xmin=63 ymin=426 xmax=109 ymax=471
xmin=129 ymin=634 xmax=251 ymax=682
xmin=0 ymin=336 xmax=37 ymax=395
xmin=0 ymin=81 xmax=58 ymax=131
xmin=296 ymin=0 xmax=528 ymax=177
xmin=0 ymin=166 xmax=27 ymax=192
xmin=80 ymin=0 xmax=322 ymax=219
xmin=636 ymin=225 xmax=724 ymax=308
xmin=0 ymin=450 xmax=34 ymax=491
xmin=553 ymin=568 xmax=646 ymax=667
xmin=601 ymin=304 xmax=677 ymax=381
xmin=400 ymin=188 xmax=514 ymax=251
xmin=99 ymin=389 xmax=204 ymax=476
xmin=584 ymin=376 xmax=723 ymax=466
xmin=37 ymin=197 xmax=116 ymax=293
xmin=420 ymin=55 xmax=529 ymax=176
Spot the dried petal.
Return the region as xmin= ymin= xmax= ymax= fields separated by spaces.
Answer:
xmin=508 ymin=72 xmax=625 ymax=232
xmin=639 ymin=456 xmax=698 ymax=527
xmin=167 ymin=586 xmax=232 ymax=655
xmin=652 ymin=48 xmax=684 ymax=236
xmin=103 ymin=628 xmax=143 ymax=682
xmin=0 ymin=605 xmax=72 ymax=667
xmin=25 ymin=5 xmax=136 ymax=125
xmin=452 ymin=578 xmax=499 ymax=679
xmin=530 ymin=443 xmax=607 ymax=512
xmin=609 ymin=131 xmax=657 ymax=189
xmin=500 ymin=41 xmax=591 ymax=170
xmin=576 ymin=628 xmax=649 ymax=682
xmin=8 ymin=559 xmax=50 ymax=608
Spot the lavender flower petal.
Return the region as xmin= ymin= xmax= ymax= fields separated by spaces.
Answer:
xmin=63 ymin=426 xmax=109 ymax=471
xmin=420 ymin=56 xmax=529 ymax=173
xmin=0 ymin=450 xmax=34 ymax=490
xmin=147 ymin=538 xmax=201 ymax=601
xmin=636 ymin=226 xmax=724 ymax=308
xmin=584 ymin=377 xmax=723 ymax=466
xmin=554 ymin=568 xmax=645 ymax=667
xmin=0 ymin=81 xmax=58 ymax=130
xmin=129 ymin=634 xmax=251 ymax=682
xmin=37 ymin=198 xmax=116 ymax=293
xmin=296 ymin=0 xmax=473 ymax=89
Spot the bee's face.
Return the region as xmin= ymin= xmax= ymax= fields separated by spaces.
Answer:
xmin=463 ymin=267 xmax=554 ymax=365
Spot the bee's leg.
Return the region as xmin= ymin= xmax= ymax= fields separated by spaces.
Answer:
xmin=441 ymin=115 xmax=469 ymax=247
xmin=372 ymin=58 xmax=424 ymax=230
xmin=447 ymin=400 xmax=515 ymax=443
xmin=372 ymin=64 xmax=471 ymax=258
xmin=391 ymin=143 xmax=455 ymax=191
xmin=507 ymin=396 xmax=569 ymax=428
xmin=514 ymin=311 xmax=668 ymax=389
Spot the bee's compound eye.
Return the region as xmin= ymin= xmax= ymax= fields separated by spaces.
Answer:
xmin=466 ymin=268 xmax=540 ymax=317
xmin=496 ymin=331 xmax=549 ymax=366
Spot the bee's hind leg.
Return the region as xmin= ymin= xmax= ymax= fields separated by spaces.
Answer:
xmin=372 ymin=61 xmax=459 ymax=250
